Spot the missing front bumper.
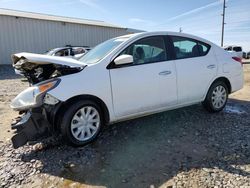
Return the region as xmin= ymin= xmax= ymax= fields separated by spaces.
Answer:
xmin=11 ymin=110 xmax=52 ymax=149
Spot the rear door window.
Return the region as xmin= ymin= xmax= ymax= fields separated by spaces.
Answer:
xmin=171 ymin=36 xmax=210 ymax=59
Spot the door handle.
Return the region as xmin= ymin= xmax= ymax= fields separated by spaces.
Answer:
xmin=207 ymin=64 xmax=216 ymax=69
xmin=159 ymin=71 xmax=171 ymax=75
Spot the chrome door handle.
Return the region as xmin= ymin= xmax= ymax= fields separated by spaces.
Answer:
xmin=159 ymin=71 xmax=171 ymax=75
xmin=207 ymin=64 xmax=216 ymax=69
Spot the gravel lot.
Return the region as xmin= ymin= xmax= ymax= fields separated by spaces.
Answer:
xmin=0 ymin=63 xmax=250 ymax=188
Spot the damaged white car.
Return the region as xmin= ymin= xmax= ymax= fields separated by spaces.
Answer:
xmin=10 ymin=32 xmax=244 ymax=148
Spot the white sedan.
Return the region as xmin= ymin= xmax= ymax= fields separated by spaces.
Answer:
xmin=10 ymin=32 xmax=244 ymax=148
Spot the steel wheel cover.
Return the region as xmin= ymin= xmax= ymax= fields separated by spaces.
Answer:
xmin=70 ymin=106 xmax=100 ymax=141
xmin=211 ymin=85 xmax=227 ymax=109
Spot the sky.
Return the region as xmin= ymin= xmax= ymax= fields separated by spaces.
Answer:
xmin=0 ymin=0 xmax=250 ymax=50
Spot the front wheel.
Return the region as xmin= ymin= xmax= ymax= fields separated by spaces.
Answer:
xmin=202 ymin=81 xmax=228 ymax=112
xmin=60 ymin=100 xmax=103 ymax=146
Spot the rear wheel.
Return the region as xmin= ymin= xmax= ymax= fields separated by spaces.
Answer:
xmin=60 ymin=100 xmax=103 ymax=146
xmin=203 ymin=81 xmax=228 ymax=112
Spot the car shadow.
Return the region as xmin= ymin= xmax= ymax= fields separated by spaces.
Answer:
xmin=0 ymin=65 xmax=22 ymax=80
xmin=21 ymin=98 xmax=250 ymax=188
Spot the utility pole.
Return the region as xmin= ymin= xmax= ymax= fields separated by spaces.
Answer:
xmin=221 ymin=0 xmax=226 ymax=47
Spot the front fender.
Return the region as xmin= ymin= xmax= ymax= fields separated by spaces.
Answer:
xmin=47 ymin=65 xmax=115 ymax=121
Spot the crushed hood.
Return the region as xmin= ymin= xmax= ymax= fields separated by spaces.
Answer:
xmin=11 ymin=52 xmax=86 ymax=84
xmin=12 ymin=52 xmax=85 ymax=68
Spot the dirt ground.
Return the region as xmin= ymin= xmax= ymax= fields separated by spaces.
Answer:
xmin=0 ymin=62 xmax=250 ymax=188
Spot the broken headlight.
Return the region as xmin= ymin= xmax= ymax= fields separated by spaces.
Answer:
xmin=10 ymin=79 xmax=60 ymax=111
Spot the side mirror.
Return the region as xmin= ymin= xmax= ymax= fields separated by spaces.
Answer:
xmin=114 ymin=54 xmax=133 ymax=65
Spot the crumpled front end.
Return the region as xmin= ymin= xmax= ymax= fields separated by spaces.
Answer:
xmin=10 ymin=89 xmax=63 ymax=148
xmin=11 ymin=109 xmax=52 ymax=149
xmin=11 ymin=94 xmax=63 ymax=148
xmin=10 ymin=52 xmax=85 ymax=148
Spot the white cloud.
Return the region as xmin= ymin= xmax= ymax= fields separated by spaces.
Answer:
xmin=128 ymin=18 xmax=155 ymax=26
xmin=163 ymin=1 xmax=222 ymax=23
xmin=129 ymin=18 xmax=147 ymax=23
xmin=0 ymin=0 xmax=17 ymax=2
xmin=78 ymin=0 xmax=107 ymax=13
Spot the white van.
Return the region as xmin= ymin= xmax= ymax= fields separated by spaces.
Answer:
xmin=224 ymin=45 xmax=243 ymax=58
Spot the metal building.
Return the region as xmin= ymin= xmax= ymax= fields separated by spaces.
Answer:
xmin=0 ymin=9 xmax=132 ymax=64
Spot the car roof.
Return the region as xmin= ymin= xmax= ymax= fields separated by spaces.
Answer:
xmin=116 ymin=31 xmax=214 ymax=46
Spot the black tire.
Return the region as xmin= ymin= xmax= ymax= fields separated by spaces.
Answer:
xmin=60 ymin=100 xmax=104 ymax=146
xmin=202 ymin=81 xmax=228 ymax=113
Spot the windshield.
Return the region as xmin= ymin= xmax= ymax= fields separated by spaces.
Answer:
xmin=78 ymin=37 xmax=128 ymax=64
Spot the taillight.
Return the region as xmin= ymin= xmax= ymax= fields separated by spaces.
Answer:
xmin=232 ymin=57 xmax=243 ymax=66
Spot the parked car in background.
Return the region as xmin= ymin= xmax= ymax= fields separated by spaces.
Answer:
xmin=224 ymin=45 xmax=243 ymax=58
xmin=10 ymin=32 xmax=244 ymax=148
xmin=246 ymin=51 xmax=250 ymax=59
xmin=45 ymin=46 xmax=91 ymax=59
xmin=243 ymin=52 xmax=247 ymax=59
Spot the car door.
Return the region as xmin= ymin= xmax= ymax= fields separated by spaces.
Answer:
xmin=170 ymin=36 xmax=217 ymax=104
xmin=109 ymin=36 xmax=177 ymax=117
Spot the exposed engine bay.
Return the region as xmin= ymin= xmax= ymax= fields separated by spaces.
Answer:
xmin=12 ymin=52 xmax=85 ymax=84
xmin=14 ymin=62 xmax=83 ymax=84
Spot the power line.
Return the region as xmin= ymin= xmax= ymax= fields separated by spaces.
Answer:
xmin=221 ymin=0 xmax=227 ymax=47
